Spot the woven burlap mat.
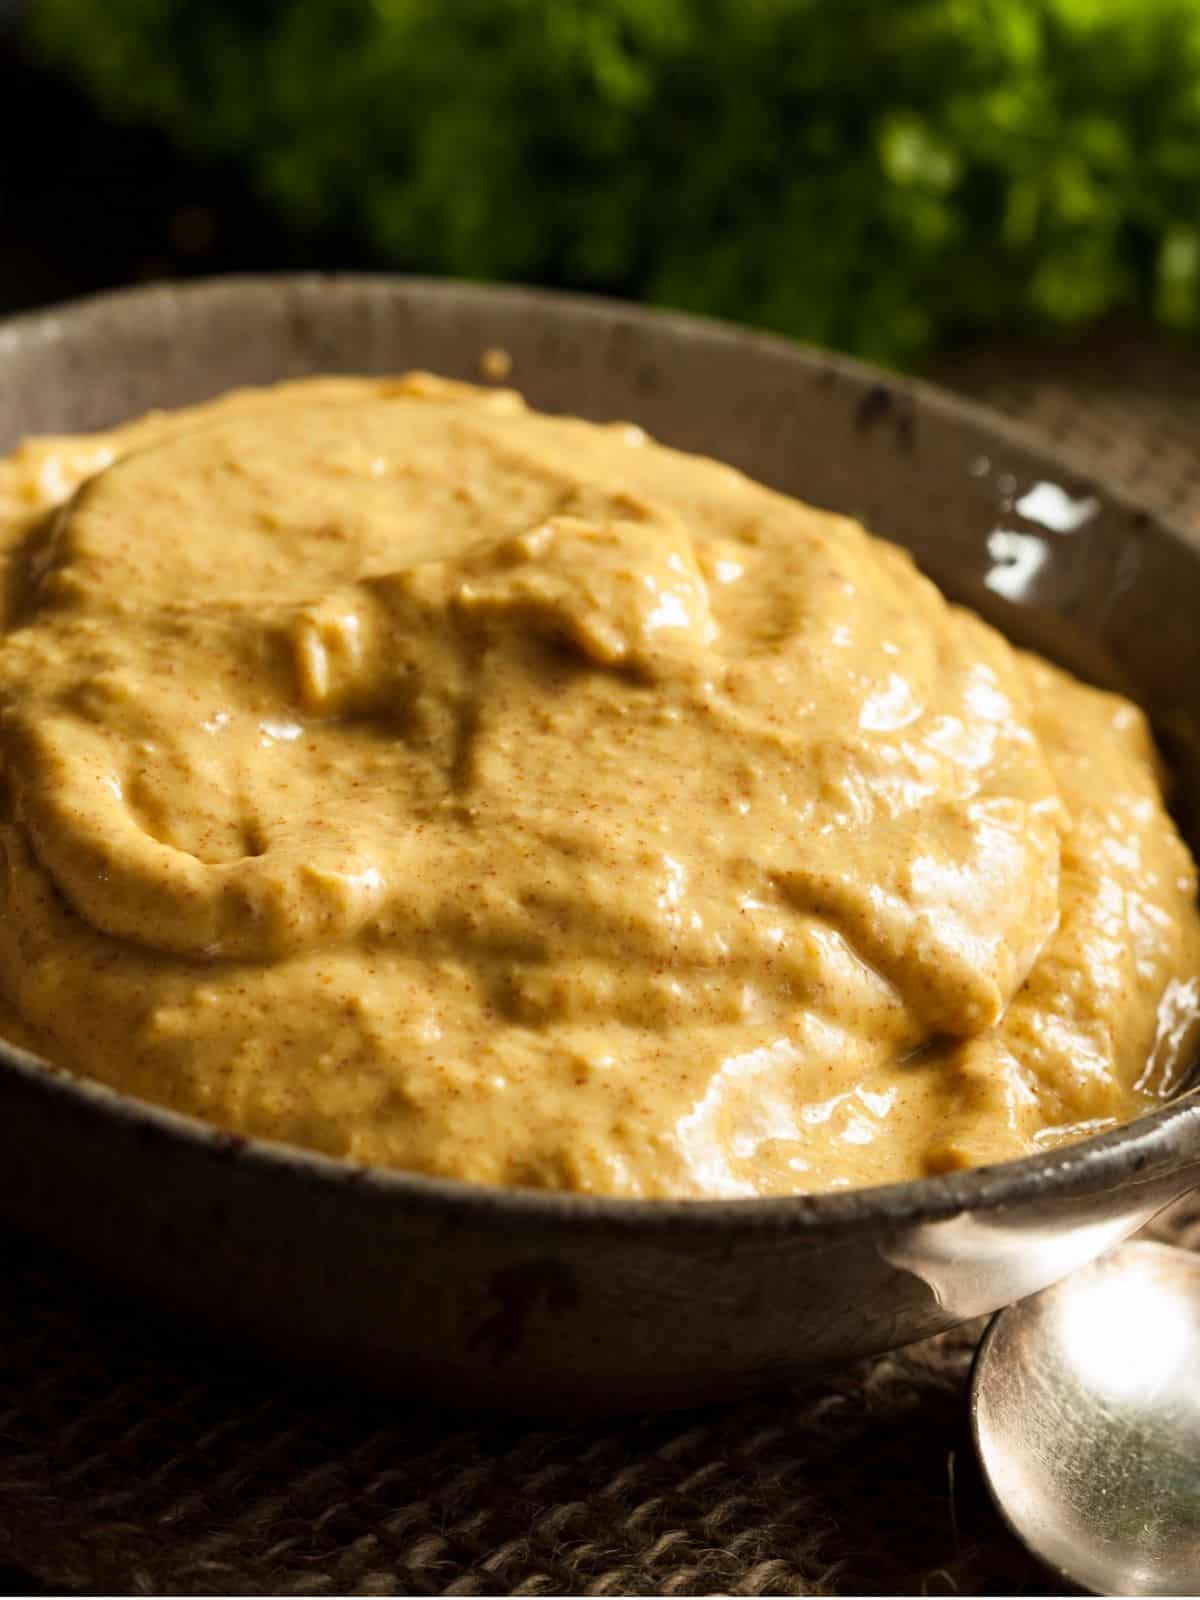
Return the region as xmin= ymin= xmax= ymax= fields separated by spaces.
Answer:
xmin=2 ymin=324 xmax=1200 ymax=1598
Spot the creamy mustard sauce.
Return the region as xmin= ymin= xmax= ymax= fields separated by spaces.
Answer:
xmin=0 ymin=374 xmax=1197 ymax=1197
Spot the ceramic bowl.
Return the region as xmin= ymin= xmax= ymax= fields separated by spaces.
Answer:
xmin=0 ymin=277 xmax=1197 ymax=1412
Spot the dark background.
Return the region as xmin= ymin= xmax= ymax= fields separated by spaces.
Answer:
xmin=0 ymin=2 xmax=324 ymax=320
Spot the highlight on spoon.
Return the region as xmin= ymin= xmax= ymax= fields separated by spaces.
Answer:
xmin=971 ymin=1240 xmax=1200 ymax=1597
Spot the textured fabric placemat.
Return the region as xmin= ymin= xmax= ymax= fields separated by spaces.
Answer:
xmin=2 ymin=323 xmax=1200 ymax=1598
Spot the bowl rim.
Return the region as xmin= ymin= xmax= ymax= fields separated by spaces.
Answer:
xmin=3 ymin=271 xmax=1199 ymax=1240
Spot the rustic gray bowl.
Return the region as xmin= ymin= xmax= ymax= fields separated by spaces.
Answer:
xmin=0 ymin=276 xmax=1197 ymax=1413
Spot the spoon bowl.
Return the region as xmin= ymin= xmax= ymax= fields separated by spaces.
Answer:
xmin=972 ymin=1239 xmax=1200 ymax=1597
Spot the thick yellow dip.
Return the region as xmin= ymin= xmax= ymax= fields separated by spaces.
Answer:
xmin=0 ymin=374 xmax=1197 ymax=1197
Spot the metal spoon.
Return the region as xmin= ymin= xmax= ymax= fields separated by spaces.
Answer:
xmin=971 ymin=1239 xmax=1200 ymax=1596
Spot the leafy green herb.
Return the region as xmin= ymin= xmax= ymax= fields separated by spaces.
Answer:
xmin=28 ymin=0 xmax=1200 ymax=365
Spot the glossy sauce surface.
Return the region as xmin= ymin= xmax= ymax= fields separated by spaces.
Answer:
xmin=0 ymin=375 xmax=1196 ymax=1196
